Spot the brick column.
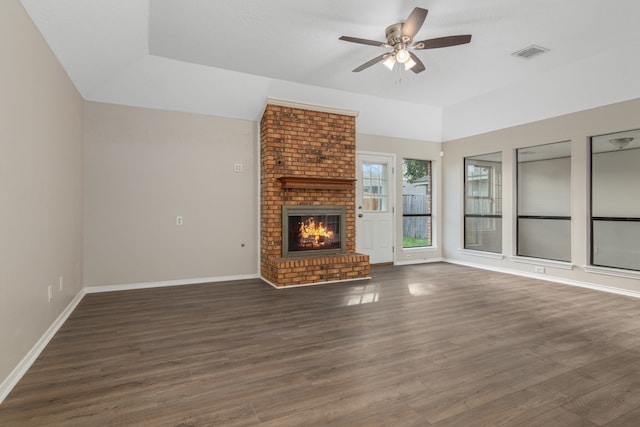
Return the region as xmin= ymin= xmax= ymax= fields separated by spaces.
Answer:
xmin=260 ymin=102 xmax=370 ymax=287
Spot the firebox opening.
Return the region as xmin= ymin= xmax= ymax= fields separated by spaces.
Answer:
xmin=288 ymin=215 xmax=340 ymax=251
xmin=282 ymin=205 xmax=347 ymax=258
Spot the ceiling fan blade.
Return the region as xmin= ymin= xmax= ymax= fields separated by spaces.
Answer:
xmin=408 ymin=51 xmax=426 ymax=74
xmin=412 ymin=35 xmax=472 ymax=50
xmin=352 ymin=53 xmax=390 ymax=72
xmin=401 ymin=7 xmax=428 ymax=40
xmin=339 ymin=36 xmax=389 ymax=48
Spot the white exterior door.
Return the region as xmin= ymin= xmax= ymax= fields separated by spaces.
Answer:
xmin=356 ymin=152 xmax=395 ymax=264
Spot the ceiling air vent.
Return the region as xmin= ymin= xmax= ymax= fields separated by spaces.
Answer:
xmin=511 ymin=44 xmax=549 ymax=59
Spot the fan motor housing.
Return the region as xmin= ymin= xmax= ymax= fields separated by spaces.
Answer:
xmin=385 ymin=23 xmax=411 ymax=46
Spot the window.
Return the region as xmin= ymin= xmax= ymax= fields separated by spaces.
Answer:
xmin=591 ymin=129 xmax=640 ymax=271
xmin=516 ymin=141 xmax=571 ymax=262
xmin=402 ymin=159 xmax=431 ymax=248
xmin=464 ymin=153 xmax=502 ymax=253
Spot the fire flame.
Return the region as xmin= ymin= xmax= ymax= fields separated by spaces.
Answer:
xmin=298 ymin=217 xmax=334 ymax=246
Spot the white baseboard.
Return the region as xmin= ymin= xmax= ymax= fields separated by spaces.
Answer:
xmin=84 ymin=274 xmax=260 ymax=294
xmin=0 ymin=289 xmax=86 ymax=404
xmin=443 ymin=258 xmax=640 ymax=299
xmin=394 ymin=257 xmax=443 ymax=266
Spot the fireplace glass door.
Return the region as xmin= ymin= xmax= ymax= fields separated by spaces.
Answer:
xmin=282 ymin=206 xmax=346 ymax=257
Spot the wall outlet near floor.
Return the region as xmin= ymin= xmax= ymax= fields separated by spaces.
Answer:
xmin=59 ymin=276 xmax=64 ymax=292
xmin=534 ymin=266 xmax=545 ymax=274
xmin=48 ymin=285 xmax=53 ymax=302
xmin=176 ymin=216 xmax=183 ymax=226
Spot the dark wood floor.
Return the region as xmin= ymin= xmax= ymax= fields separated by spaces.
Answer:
xmin=2 ymin=263 xmax=640 ymax=426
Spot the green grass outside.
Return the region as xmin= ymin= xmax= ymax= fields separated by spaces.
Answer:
xmin=403 ymin=236 xmax=430 ymax=248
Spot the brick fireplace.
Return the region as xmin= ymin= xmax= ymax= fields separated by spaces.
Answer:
xmin=260 ymin=99 xmax=370 ymax=287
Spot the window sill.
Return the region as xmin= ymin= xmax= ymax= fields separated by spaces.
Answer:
xmin=459 ymin=249 xmax=504 ymax=260
xmin=510 ymin=256 xmax=573 ymax=270
xmin=403 ymin=246 xmax=437 ymax=252
xmin=583 ymin=265 xmax=640 ymax=280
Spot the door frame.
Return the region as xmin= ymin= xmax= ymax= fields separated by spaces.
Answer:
xmin=356 ymin=150 xmax=396 ymax=265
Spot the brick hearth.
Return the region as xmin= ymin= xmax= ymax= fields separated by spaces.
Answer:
xmin=260 ymin=100 xmax=370 ymax=287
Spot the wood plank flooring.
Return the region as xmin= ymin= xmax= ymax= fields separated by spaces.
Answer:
xmin=2 ymin=263 xmax=640 ymax=426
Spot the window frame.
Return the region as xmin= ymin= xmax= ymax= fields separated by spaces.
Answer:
xmin=515 ymin=141 xmax=572 ymax=262
xmin=463 ymin=154 xmax=503 ymax=253
xmin=589 ymin=130 xmax=640 ymax=272
xmin=401 ymin=158 xmax=432 ymax=249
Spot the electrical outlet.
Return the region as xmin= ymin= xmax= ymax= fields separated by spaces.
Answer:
xmin=534 ymin=266 xmax=545 ymax=274
xmin=176 ymin=216 xmax=183 ymax=226
xmin=48 ymin=285 xmax=53 ymax=302
xmin=233 ymin=163 xmax=243 ymax=173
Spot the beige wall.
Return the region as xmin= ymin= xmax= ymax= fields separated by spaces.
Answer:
xmin=442 ymin=98 xmax=640 ymax=294
xmin=84 ymin=102 xmax=258 ymax=287
xmin=0 ymin=0 xmax=84 ymax=387
xmin=357 ymin=134 xmax=443 ymax=263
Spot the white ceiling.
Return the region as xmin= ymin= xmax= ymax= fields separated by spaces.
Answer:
xmin=20 ymin=0 xmax=640 ymax=141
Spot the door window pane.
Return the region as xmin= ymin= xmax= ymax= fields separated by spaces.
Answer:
xmin=362 ymin=162 xmax=388 ymax=212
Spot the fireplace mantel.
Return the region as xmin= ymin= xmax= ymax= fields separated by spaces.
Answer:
xmin=278 ymin=176 xmax=356 ymax=190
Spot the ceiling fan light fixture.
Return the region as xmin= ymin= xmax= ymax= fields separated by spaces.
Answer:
xmin=404 ymin=57 xmax=417 ymax=70
xmin=395 ymin=48 xmax=410 ymax=64
xmin=383 ymin=56 xmax=396 ymax=70
xmin=609 ymin=137 xmax=633 ymax=149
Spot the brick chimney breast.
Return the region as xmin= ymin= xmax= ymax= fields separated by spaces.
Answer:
xmin=260 ymin=101 xmax=370 ymax=287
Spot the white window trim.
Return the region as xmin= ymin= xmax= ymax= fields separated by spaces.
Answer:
xmin=510 ymin=255 xmax=574 ymax=270
xmin=459 ymin=248 xmax=504 ymax=260
xmin=583 ymin=265 xmax=640 ymax=280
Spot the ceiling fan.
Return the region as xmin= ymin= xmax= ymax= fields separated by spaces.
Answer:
xmin=339 ymin=7 xmax=471 ymax=73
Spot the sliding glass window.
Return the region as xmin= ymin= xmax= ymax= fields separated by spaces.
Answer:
xmin=464 ymin=153 xmax=502 ymax=253
xmin=402 ymin=159 xmax=432 ymax=248
xmin=516 ymin=141 xmax=571 ymax=262
xmin=591 ymin=129 xmax=640 ymax=271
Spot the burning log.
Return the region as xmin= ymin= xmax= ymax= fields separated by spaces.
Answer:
xmin=297 ymin=217 xmax=334 ymax=247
